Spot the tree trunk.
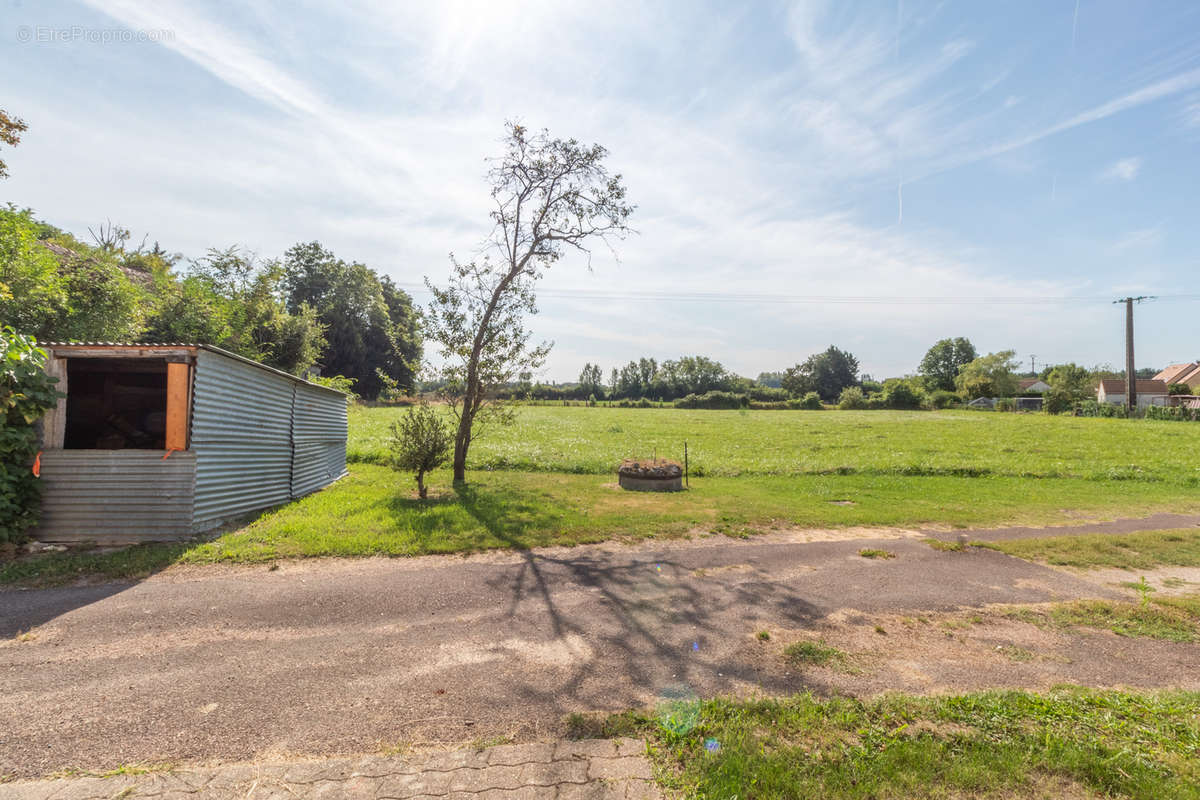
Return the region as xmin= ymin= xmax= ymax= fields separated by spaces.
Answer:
xmin=417 ymin=470 xmax=427 ymax=499
xmin=452 ymin=398 xmax=473 ymax=482
xmin=451 ymin=256 xmax=523 ymax=484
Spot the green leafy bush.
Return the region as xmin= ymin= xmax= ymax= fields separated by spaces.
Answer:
xmin=837 ymin=386 xmax=866 ymax=410
xmin=1146 ymin=405 xmax=1200 ymax=422
xmin=675 ymin=391 xmax=748 ymax=410
xmin=748 ymin=400 xmax=790 ymax=410
xmin=881 ymin=378 xmax=924 ymax=409
xmin=388 ymin=402 xmax=452 ymax=498
xmin=747 ymin=385 xmax=789 ymax=402
xmin=1 ymin=328 xmax=64 ymax=544
xmin=995 ymin=397 xmax=1016 ymax=412
xmin=1076 ymin=400 xmax=1129 ymax=418
xmin=797 ymin=391 xmax=823 ymax=410
xmin=1044 ymin=390 xmax=1074 ymax=414
xmin=926 ymin=389 xmax=960 ymax=409
xmin=1168 ymin=382 xmax=1192 ymax=396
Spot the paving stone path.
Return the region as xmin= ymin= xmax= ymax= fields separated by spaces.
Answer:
xmin=0 ymin=739 xmax=661 ymax=800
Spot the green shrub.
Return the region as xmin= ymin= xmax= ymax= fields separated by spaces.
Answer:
xmin=1077 ymin=400 xmax=1129 ymax=418
xmin=1146 ymin=405 xmax=1200 ymax=422
xmin=1168 ymin=382 xmax=1191 ymax=396
xmin=995 ymin=397 xmax=1015 ymax=412
xmin=837 ymin=386 xmax=866 ymax=410
xmin=881 ymin=378 xmax=923 ymax=409
xmin=387 ymin=402 xmax=452 ymax=498
xmin=747 ymin=386 xmax=789 ymax=402
xmin=926 ymin=389 xmax=960 ymax=409
xmin=1 ymin=328 xmax=64 ymax=544
xmin=675 ymin=391 xmax=748 ymax=410
xmin=798 ymin=391 xmax=823 ymax=410
xmin=1044 ymin=390 xmax=1074 ymax=414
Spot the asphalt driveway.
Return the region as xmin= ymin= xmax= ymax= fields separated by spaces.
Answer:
xmin=1 ymin=519 xmax=1194 ymax=778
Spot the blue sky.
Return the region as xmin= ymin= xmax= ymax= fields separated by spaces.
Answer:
xmin=3 ymin=0 xmax=1200 ymax=381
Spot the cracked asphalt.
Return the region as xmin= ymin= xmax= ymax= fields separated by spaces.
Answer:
xmin=0 ymin=738 xmax=659 ymax=799
xmin=2 ymin=514 xmax=1195 ymax=780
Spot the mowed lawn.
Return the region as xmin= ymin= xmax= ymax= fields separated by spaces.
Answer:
xmin=7 ymin=406 xmax=1200 ymax=584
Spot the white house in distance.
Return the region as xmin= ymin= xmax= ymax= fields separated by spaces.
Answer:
xmin=1096 ymin=379 xmax=1169 ymax=408
xmin=1018 ymin=378 xmax=1051 ymax=393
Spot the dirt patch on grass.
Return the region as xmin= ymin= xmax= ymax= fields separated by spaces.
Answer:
xmin=774 ymin=527 xmax=923 ymax=544
xmin=746 ymin=604 xmax=1200 ymax=697
xmin=1084 ymin=566 xmax=1200 ymax=596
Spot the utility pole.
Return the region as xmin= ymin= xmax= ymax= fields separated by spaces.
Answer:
xmin=1030 ymin=354 xmax=1037 ymax=376
xmin=1114 ymin=296 xmax=1152 ymax=411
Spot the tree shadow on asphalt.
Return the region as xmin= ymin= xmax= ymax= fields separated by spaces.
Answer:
xmin=454 ymin=481 xmax=829 ymax=719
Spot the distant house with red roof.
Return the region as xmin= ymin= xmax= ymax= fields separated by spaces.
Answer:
xmin=1153 ymin=363 xmax=1200 ymax=390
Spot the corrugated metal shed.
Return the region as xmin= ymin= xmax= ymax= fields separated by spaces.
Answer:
xmin=191 ymin=348 xmax=297 ymax=527
xmin=36 ymin=451 xmax=196 ymax=544
xmin=291 ymin=382 xmax=349 ymax=498
xmin=35 ymin=343 xmax=348 ymax=543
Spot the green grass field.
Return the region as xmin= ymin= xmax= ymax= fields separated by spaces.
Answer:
xmin=7 ymin=406 xmax=1200 ymax=584
xmin=350 ymin=405 xmax=1200 ymax=481
xmin=623 ymin=688 xmax=1200 ymax=799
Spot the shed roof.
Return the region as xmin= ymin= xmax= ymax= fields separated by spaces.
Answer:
xmin=39 ymin=240 xmax=155 ymax=287
xmin=38 ymin=342 xmax=347 ymax=397
xmin=1097 ymin=379 xmax=1168 ymax=395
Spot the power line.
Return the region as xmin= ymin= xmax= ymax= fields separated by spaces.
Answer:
xmin=391 ymin=282 xmax=1200 ymax=306
xmin=1114 ymin=296 xmax=1155 ymax=408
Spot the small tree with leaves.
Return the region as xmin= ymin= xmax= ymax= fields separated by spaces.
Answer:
xmin=388 ymin=403 xmax=452 ymax=499
xmin=424 ymin=123 xmax=634 ymax=481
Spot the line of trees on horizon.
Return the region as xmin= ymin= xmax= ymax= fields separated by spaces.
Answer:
xmin=549 ymin=339 xmax=1158 ymax=411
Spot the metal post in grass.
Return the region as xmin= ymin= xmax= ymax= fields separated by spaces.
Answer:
xmin=685 ymin=441 xmax=689 ymax=488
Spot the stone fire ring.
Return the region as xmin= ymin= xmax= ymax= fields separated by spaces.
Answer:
xmin=617 ymin=459 xmax=684 ymax=492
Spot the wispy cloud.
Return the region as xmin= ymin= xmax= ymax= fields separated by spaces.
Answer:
xmin=1114 ymin=225 xmax=1165 ymax=250
xmin=1101 ymin=157 xmax=1143 ymax=181
xmin=919 ymin=67 xmax=1200 ymax=182
xmin=1181 ymin=95 xmax=1200 ymax=128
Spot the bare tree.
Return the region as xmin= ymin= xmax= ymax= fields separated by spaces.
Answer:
xmin=88 ymin=219 xmax=132 ymax=253
xmin=424 ymin=123 xmax=634 ymax=482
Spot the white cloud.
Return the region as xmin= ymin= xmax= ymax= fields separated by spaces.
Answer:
xmin=1101 ymin=157 xmax=1143 ymax=181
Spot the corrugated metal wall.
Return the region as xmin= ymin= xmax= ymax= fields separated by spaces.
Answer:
xmin=291 ymin=383 xmax=348 ymax=498
xmin=35 ymin=450 xmax=195 ymax=544
xmin=191 ymin=348 xmax=294 ymax=527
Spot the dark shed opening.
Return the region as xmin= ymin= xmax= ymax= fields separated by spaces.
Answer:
xmin=65 ymin=358 xmax=168 ymax=449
